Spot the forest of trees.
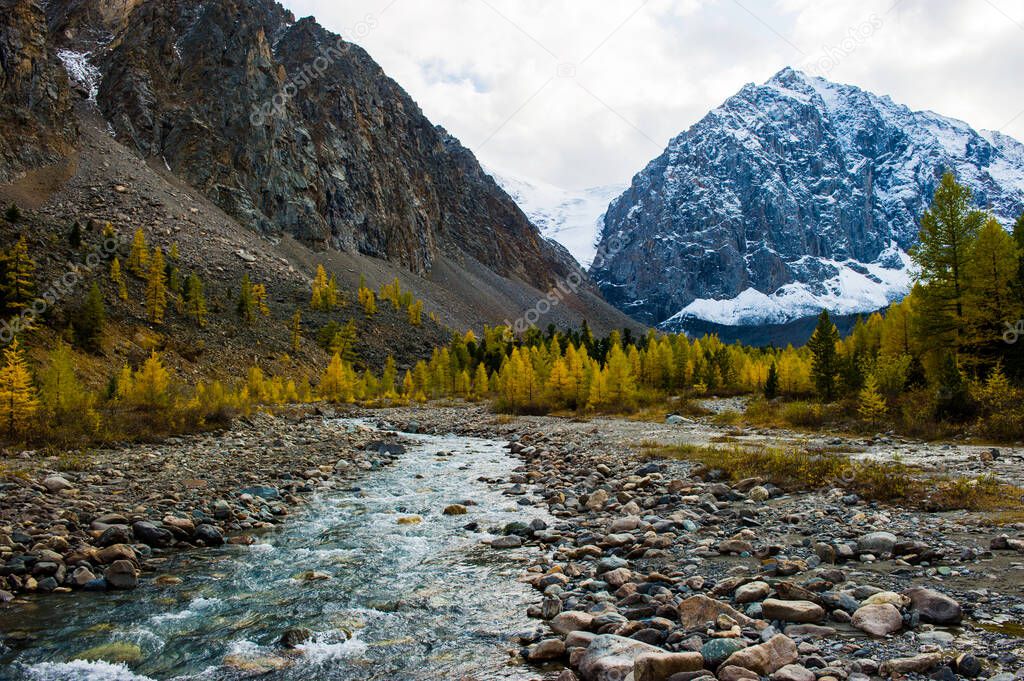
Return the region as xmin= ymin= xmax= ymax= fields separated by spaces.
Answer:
xmin=0 ymin=171 xmax=1021 ymax=450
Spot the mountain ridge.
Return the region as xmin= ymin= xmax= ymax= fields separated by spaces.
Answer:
xmin=590 ymin=67 xmax=1024 ymax=333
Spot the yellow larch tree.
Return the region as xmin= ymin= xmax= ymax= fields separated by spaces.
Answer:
xmin=110 ymin=257 xmax=128 ymax=301
xmin=127 ymin=228 xmax=149 ymax=276
xmin=0 ymin=339 xmax=39 ymax=438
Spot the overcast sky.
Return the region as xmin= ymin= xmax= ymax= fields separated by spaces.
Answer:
xmin=280 ymin=0 xmax=1024 ymax=190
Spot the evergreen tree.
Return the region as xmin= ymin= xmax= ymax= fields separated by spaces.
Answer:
xmin=168 ymin=242 xmax=180 ymax=261
xmin=358 ymin=285 xmax=377 ymax=314
xmin=132 ymin=351 xmax=170 ymax=408
xmin=325 ymin=275 xmax=339 ymax=310
xmin=857 ymin=374 xmax=887 ymax=427
xmin=808 ymin=310 xmax=841 ymax=401
xmin=910 ymin=172 xmax=984 ymax=351
xmin=127 ymin=228 xmax=149 ymax=276
xmin=0 ymin=235 xmax=37 ymax=313
xmin=963 ymin=217 xmax=1021 ymax=367
xmin=145 ymin=247 xmax=168 ymax=323
xmin=4 ymin=204 xmax=20 ymax=223
xmin=69 ymin=222 xmax=82 ymax=248
xmin=934 ymin=353 xmax=972 ymax=421
xmin=473 ymin=362 xmax=489 ymax=398
xmin=320 ymin=353 xmax=355 ymax=403
xmin=604 ymin=342 xmax=637 ymax=409
xmin=114 ymin=363 xmax=134 ymax=401
xmin=110 ymin=257 xmax=128 ymax=301
xmin=0 ymin=339 xmax=38 ymax=438
xmin=764 ymin=362 xmax=780 ymax=399
xmin=72 ymin=283 xmax=106 ymax=352
xmin=328 ymin=320 xmax=358 ymax=363
xmin=183 ymin=273 xmax=208 ymax=327
xmin=166 ymin=263 xmax=182 ymax=300
xmin=290 ymin=309 xmax=302 ymax=352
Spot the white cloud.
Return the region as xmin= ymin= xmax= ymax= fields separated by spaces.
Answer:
xmin=281 ymin=0 xmax=1024 ymax=190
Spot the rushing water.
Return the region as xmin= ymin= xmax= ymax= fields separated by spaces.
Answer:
xmin=0 ymin=423 xmax=554 ymax=681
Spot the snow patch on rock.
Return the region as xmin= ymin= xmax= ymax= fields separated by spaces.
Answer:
xmin=57 ymin=49 xmax=101 ymax=102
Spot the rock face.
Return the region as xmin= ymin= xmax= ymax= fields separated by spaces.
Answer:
xmin=79 ymin=0 xmax=575 ymax=287
xmin=591 ymin=67 xmax=1024 ymax=329
xmin=0 ymin=0 xmax=78 ymax=181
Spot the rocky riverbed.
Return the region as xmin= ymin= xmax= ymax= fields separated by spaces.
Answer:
xmin=0 ymin=409 xmax=408 ymax=601
xmin=378 ymin=404 xmax=1024 ymax=681
xmin=1 ymin=403 xmax=1023 ymax=680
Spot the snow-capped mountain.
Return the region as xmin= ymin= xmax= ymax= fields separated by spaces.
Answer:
xmin=488 ymin=169 xmax=626 ymax=267
xmin=591 ymin=67 xmax=1024 ymax=331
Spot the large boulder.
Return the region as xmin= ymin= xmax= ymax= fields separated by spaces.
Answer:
xmin=577 ymin=635 xmax=664 ymax=681
xmin=904 ymin=587 xmax=962 ymax=624
xmin=851 ymin=603 xmax=903 ymax=637
xmin=761 ymin=598 xmax=825 ymax=623
xmin=132 ymin=521 xmax=173 ymax=548
xmin=857 ymin=531 xmax=897 ymax=556
xmin=633 ymin=652 xmax=704 ymax=681
xmin=42 ymin=475 xmax=74 ymax=493
xmin=678 ymin=594 xmax=753 ymax=629
xmin=95 ymin=544 xmax=137 ymax=565
xmin=721 ymin=635 xmax=798 ymax=675
xmin=104 ymin=560 xmax=138 ymax=590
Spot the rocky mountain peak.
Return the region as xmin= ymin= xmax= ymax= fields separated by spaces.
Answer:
xmin=591 ymin=68 xmax=1024 ymax=333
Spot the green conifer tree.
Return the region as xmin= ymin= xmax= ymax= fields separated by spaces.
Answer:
xmin=808 ymin=310 xmax=841 ymax=401
xmin=72 ymin=282 xmax=106 ymax=352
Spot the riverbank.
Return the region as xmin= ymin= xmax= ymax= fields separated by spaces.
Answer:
xmin=370 ymin=404 xmax=1024 ymax=680
xmin=2 ymin=402 xmax=1024 ymax=680
xmin=0 ymin=408 xmax=410 ymax=600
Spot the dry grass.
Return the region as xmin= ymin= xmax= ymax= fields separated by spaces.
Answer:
xmin=0 ymin=460 xmax=31 ymax=482
xmin=56 ymin=450 xmax=94 ymax=472
xmin=641 ymin=441 xmax=1024 ymax=514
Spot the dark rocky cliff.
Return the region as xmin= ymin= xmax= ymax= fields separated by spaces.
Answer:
xmin=77 ymin=0 xmax=570 ymax=285
xmin=0 ymin=0 xmax=78 ymax=182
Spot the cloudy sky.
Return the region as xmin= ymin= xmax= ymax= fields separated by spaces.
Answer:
xmin=281 ymin=0 xmax=1024 ymax=190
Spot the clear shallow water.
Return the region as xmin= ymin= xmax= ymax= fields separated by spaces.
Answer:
xmin=0 ymin=424 xmax=552 ymax=681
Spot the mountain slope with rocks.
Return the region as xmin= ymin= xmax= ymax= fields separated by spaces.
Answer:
xmin=591 ymin=68 xmax=1024 ymax=337
xmin=0 ymin=0 xmax=639 ymax=385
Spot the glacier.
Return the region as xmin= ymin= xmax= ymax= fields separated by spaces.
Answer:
xmin=488 ymin=168 xmax=626 ymax=268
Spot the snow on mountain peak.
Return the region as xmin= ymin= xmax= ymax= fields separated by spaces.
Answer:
xmin=486 ymin=168 xmax=627 ymax=267
xmin=590 ymin=68 xmax=1024 ymax=330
